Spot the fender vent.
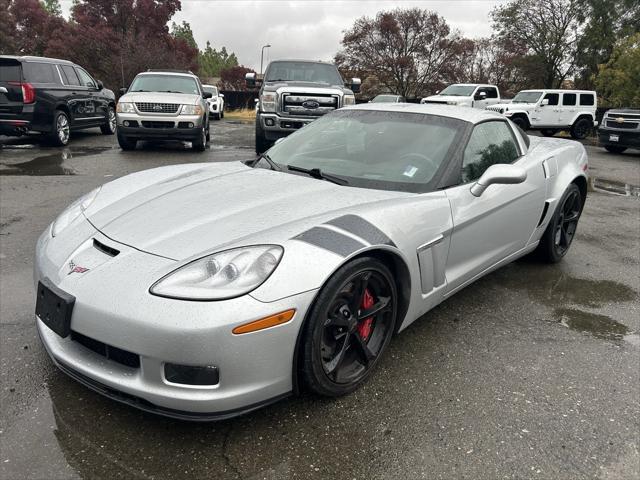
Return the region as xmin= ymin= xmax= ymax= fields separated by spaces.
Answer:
xmin=537 ymin=202 xmax=550 ymax=227
xmin=93 ymin=239 xmax=119 ymax=257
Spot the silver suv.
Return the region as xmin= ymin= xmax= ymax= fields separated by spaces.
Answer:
xmin=116 ymin=70 xmax=212 ymax=151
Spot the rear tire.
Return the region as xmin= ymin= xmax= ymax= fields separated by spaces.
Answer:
xmin=541 ymin=129 xmax=558 ymax=137
xmin=100 ymin=106 xmax=116 ymax=135
xmin=570 ymin=117 xmax=592 ymax=139
xmin=117 ymin=132 xmax=136 ymax=150
xmin=301 ymin=257 xmax=398 ymax=397
xmin=604 ymin=145 xmax=627 ymax=154
xmin=50 ymin=110 xmax=70 ymax=146
xmin=255 ymin=119 xmax=271 ymax=154
xmin=535 ymin=183 xmax=583 ymax=263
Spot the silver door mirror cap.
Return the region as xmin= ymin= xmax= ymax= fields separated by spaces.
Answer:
xmin=541 ymin=98 xmax=549 ymax=106
xmin=470 ymin=164 xmax=527 ymax=197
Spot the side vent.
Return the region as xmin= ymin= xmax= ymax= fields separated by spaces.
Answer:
xmin=537 ymin=202 xmax=550 ymax=227
xmin=93 ymin=238 xmax=120 ymax=257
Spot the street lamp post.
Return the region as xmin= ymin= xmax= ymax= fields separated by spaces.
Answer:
xmin=260 ymin=44 xmax=271 ymax=75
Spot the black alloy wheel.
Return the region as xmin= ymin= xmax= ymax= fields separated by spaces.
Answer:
xmin=101 ymin=106 xmax=116 ymax=135
xmin=570 ymin=118 xmax=592 ymax=139
xmin=302 ymin=257 xmax=397 ymax=396
xmin=536 ymin=183 xmax=583 ymax=263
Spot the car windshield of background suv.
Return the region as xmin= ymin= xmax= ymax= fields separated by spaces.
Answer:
xmin=439 ymin=85 xmax=476 ymax=96
xmin=129 ymin=75 xmax=199 ymax=95
xmin=264 ymin=62 xmax=343 ymax=85
xmin=203 ymin=86 xmax=218 ymax=96
xmin=511 ymin=91 xmax=543 ymax=103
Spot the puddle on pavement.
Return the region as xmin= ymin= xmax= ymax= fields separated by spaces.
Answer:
xmin=554 ymin=307 xmax=637 ymax=344
xmin=0 ymin=147 xmax=110 ymax=175
xmin=589 ymin=177 xmax=640 ymax=197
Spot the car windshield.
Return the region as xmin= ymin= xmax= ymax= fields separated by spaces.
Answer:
xmin=203 ymin=86 xmax=218 ymax=96
xmin=129 ymin=75 xmax=199 ymax=94
xmin=264 ymin=110 xmax=467 ymax=193
xmin=265 ymin=61 xmax=343 ymax=85
xmin=439 ymin=85 xmax=476 ymax=96
xmin=512 ymin=91 xmax=543 ymax=103
xmin=372 ymin=95 xmax=399 ymax=103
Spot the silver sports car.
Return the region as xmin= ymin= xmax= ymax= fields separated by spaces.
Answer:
xmin=34 ymin=104 xmax=588 ymax=420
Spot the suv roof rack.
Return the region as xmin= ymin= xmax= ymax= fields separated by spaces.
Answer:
xmin=146 ymin=69 xmax=194 ymax=75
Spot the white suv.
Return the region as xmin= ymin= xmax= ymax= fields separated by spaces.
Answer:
xmin=203 ymin=84 xmax=224 ymax=120
xmin=486 ymin=89 xmax=597 ymax=139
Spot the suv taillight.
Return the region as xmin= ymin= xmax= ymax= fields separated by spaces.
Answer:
xmin=9 ymin=82 xmax=35 ymax=104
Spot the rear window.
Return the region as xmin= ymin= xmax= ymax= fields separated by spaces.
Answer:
xmin=0 ymin=63 xmax=21 ymax=82
xmin=563 ymin=93 xmax=576 ymax=106
xmin=22 ymin=62 xmax=58 ymax=84
xmin=580 ymin=94 xmax=594 ymax=106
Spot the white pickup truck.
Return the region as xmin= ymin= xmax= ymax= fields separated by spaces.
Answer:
xmin=421 ymin=84 xmax=501 ymax=109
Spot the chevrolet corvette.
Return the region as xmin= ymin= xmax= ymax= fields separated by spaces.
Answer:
xmin=34 ymin=104 xmax=588 ymax=420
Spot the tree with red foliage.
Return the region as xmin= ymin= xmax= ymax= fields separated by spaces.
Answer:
xmin=219 ymin=66 xmax=255 ymax=91
xmin=3 ymin=0 xmax=65 ymax=56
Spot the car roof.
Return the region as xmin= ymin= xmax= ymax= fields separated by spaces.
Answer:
xmin=520 ymin=89 xmax=596 ymax=94
xmin=136 ymin=71 xmax=197 ymax=78
xmin=448 ymin=83 xmax=495 ymax=87
xmin=268 ymin=59 xmax=335 ymax=65
xmin=345 ymin=103 xmax=503 ymax=123
xmin=0 ymin=55 xmax=74 ymax=65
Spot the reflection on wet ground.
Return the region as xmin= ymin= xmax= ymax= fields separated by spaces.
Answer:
xmin=590 ymin=177 xmax=640 ymax=197
xmin=0 ymin=147 xmax=110 ymax=176
xmin=555 ymin=307 xmax=633 ymax=341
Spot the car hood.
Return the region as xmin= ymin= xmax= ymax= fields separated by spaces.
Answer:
xmin=120 ymin=91 xmax=200 ymax=105
xmin=424 ymin=95 xmax=470 ymax=103
xmin=86 ymin=163 xmax=410 ymax=260
xmin=500 ymin=103 xmax=535 ymax=109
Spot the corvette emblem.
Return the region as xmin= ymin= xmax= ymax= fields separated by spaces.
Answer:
xmin=68 ymin=260 xmax=89 ymax=275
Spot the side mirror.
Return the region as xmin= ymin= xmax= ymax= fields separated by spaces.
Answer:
xmin=245 ymin=72 xmax=257 ymax=88
xmin=470 ymin=164 xmax=527 ymax=197
xmin=540 ymin=99 xmax=549 ymax=106
xmin=350 ymin=77 xmax=361 ymax=94
xmin=119 ymin=87 xmax=128 ymax=95
xmin=96 ymin=80 xmax=104 ymax=90
xmin=203 ymin=91 xmax=213 ymax=99
xmin=219 ymin=93 xmax=224 ymax=98
xmin=475 ymin=91 xmax=487 ymax=100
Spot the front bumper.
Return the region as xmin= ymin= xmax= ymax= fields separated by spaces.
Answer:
xmin=259 ymin=113 xmax=318 ymax=139
xmin=35 ymin=225 xmax=318 ymax=420
xmin=116 ymin=112 xmax=203 ymax=140
xmin=598 ymin=126 xmax=640 ymax=149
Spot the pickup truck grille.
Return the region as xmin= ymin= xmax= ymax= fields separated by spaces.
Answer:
xmin=135 ymin=103 xmax=180 ymax=114
xmin=281 ymin=94 xmax=338 ymax=117
xmin=606 ymin=119 xmax=638 ymax=130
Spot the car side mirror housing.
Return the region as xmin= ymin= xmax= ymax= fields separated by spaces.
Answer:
xmin=219 ymin=93 xmax=224 ymax=98
xmin=349 ymin=77 xmax=361 ymax=93
xmin=245 ymin=72 xmax=257 ymax=88
xmin=119 ymin=87 xmax=128 ymax=95
xmin=470 ymin=164 xmax=527 ymax=197
xmin=540 ymin=99 xmax=549 ymax=106
xmin=203 ymin=92 xmax=213 ymax=99
xmin=96 ymin=80 xmax=104 ymax=91
xmin=475 ymin=91 xmax=487 ymax=100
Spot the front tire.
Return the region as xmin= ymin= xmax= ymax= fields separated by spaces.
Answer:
xmin=255 ymin=119 xmax=271 ymax=154
xmin=511 ymin=115 xmax=529 ymax=130
xmin=100 ymin=106 xmax=116 ymax=135
xmin=301 ymin=257 xmax=398 ymax=397
xmin=536 ymin=183 xmax=583 ymax=263
xmin=570 ymin=117 xmax=592 ymax=139
xmin=192 ymin=124 xmax=207 ymax=152
xmin=50 ymin=110 xmax=70 ymax=146
xmin=117 ymin=131 xmax=136 ymax=150
xmin=604 ymin=145 xmax=627 ymax=154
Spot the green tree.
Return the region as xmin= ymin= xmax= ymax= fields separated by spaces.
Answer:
xmin=198 ymin=41 xmax=238 ymax=78
xmin=41 ymin=0 xmax=61 ymax=16
xmin=171 ymin=20 xmax=197 ymax=49
xmin=594 ymin=33 xmax=640 ymax=107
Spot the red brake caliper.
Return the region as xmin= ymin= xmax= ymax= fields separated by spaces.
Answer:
xmin=357 ymin=289 xmax=375 ymax=340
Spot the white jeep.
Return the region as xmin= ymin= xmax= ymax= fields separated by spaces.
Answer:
xmin=486 ymin=89 xmax=597 ymax=139
xmin=203 ymin=84 xmax=224 ymax=120
xmin=421 ymin=84 xmax=501 ymax=109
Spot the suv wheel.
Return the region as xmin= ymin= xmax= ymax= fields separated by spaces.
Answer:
xmin=192 ymin=125 xmax=207 ymax=152
xmin=100 ymin=106 xmax=116 ymax=135
xmin=117 ymin=131 xmax=136 ymax=150
xmin=604 ymin=145 xmax=627 ymax=154
xmin=50 ymin=111 xmax=70 ymax=146
xmin=511 ymin=115 xmax=529 ymax=130
xmin=570 ymin=117 xmax=592 ymax=139
xmin=541 ymin=129 xmax=558 ymax=137
xmin=255 ymin=120 xmax=270 ymax=154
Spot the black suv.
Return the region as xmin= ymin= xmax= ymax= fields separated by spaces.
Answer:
xmin=0 ymin=56 xmax=116 ymax=145
xmin=598 ymin=108 xmax=640 ymax=154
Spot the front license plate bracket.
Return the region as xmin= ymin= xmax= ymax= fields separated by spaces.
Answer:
xmin=35 ymin=278 xmax=75 ymax=338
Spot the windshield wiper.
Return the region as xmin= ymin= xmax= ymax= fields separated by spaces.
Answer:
xmin=158 ymin=90 xmax=185 ymax=94
xmin=287 ymin=165 xmax=349 ymax=186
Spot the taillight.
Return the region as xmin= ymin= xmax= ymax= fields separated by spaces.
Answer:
xmin=8 ymin=81 xmax=35 ymax=104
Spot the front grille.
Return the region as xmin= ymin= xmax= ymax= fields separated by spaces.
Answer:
xmin=281 ymin=94 xmax=338 ymax=117
xmin=71 ymin=331 xmax=140 ymax=368
xmin=135 ymin=102 xmax=180 ymax=114
xmin=606 ymin=119 xmax=638 ymax=130
xmin=141 ymin=121 xmax=174 ymax=129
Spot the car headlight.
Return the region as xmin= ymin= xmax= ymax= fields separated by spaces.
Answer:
xmin=260 ymin=92 xmax=277 ymax=112
xmin=180 ymin=104 xmax=204 ymax=115
xmin=116 ymin=102 xmax=135 ymax=113
xmin=51 ymin=186 xmax=101 ymax=237
xmin=150 ymin=245 xmax=284 ymax=300
xmin=343 ymin=94 xmax=355 ymax=106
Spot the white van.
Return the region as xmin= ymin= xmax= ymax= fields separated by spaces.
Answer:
xmin=486 ymin=89 xmax=597 ymax=139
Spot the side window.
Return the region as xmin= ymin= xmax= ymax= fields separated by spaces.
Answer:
xmin=580 ymin=94 xmax=594 ymax=106
xmin=486 ymin=87 xmax=498 ymax=98
xmin=563 ymin=93 xmax=576 ymax=106
xmin=22 ymin=62 xmax=58 ymax=84
xmin=544 ymin=93 xmax=559 ymax=105
xmin=462 ymin=121 xmax=520 ymax=183
xmin=75 ymin=67 xmax=96 ymax=88
xmin=60 ymin=65 xmax=80 ymax=86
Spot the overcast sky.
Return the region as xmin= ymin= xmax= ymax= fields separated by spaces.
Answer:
xmin=60 ymin=0 xmax=507 ymax=71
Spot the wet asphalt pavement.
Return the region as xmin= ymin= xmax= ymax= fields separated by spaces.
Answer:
xmin=0 ymin=121 xmax=639 ymax=480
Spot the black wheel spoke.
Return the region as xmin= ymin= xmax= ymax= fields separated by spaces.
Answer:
xmin=324 ymin=333 xmax=350 ymax=375
xmin=564 ymin=212 xmax=579 ymax=223
xmin=348 ymin=273 xmax=370 ymax=312
xmin=358 ymin=296 xmax=391 ymax=320
xmin=352 ymin=332 xmax=375 ymax=365
xmin=326 ymin=313 xmax=350 ymax=329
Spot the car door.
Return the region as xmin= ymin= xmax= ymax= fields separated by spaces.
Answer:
xmin=74 ymin=67 xmax=104 ymax=124
xmin=559 ymin=92 xmax=577 ymax=127
xmin=534 ymin=92 xmax=560 ymax=127
xmin=58 ymin=64 xmax=91 ymax=123
xmin=443 ymin=120 xmax=546 ymax=296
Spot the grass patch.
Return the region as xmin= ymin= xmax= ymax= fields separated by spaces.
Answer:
xmin=225 ymin=108 xmax=256 ymax=121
